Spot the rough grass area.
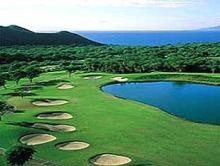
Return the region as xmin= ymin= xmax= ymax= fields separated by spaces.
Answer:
xmin=0 ymin=71 xmax=220 ymax=166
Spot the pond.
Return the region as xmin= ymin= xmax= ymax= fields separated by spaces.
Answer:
xmin=102 ymin=81 xmax=220 ymax=125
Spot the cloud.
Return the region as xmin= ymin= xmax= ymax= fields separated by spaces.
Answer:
xmin=0 ymin=0 xmax=199 ymax=8
xmin=0 ymin=0 xmax=206 ymax=31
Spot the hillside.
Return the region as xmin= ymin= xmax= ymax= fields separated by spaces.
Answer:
xmin=0 ymin=25 xmax=101 ymax=46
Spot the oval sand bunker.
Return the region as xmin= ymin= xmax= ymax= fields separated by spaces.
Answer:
xmin=32 ymin=123 xmax=76 ymax=132
xmin=20 ymin=134 xmax=56 ymax=145
xmin=56 ymin=141 xmax=89 ymax=151
xmin=58 ymin=84 xmax=74 ymax=90
xmin=84 ymin=76 xmax=102 ymax=80
xmin=32 ymin=99 xmax=68 ymax=106
xmin=90 ymin=154 xmax=131 ymax=166
xmin=112 ymin=77 xmax=128 ymax=82
xmin=37 ymin=112 xmax=73 ymax=120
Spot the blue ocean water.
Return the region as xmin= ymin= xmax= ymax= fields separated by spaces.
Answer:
xmin=78 ymin=31 xmax=220 ymax=46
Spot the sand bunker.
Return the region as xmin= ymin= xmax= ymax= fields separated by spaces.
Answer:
xmin=20 ymin=134 xmax=56 ymax=145
xmin=23 ymin=90 xmax=32 ymax=93
xmin=112 ymin=77 xmax=128 ymax=82
xmin=32 ymin=99 xmax=68 ymax=106
xmin=37 ymin=112 xmax=73 ymax=120
xmin=25 ymin=159 xmax=56 ymax=166
xmin=84 ymin=76 xmax=102 ymax=80
xmin=56 ymin=141 xmax=89 ymax=151
xmin=32 ymin=123 xmax=76 ymax=132
xmin=90 ymin=154 xmax=131 ymax=166
xmin=58 ymin=84 xmax=74 ymax=90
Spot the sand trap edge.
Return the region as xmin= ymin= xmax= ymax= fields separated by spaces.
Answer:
xmin=56 ymin=141 xmax=90 ymax=151
xmin=83 ymin=76 xmax=103 ymax=80
xmin=32 ymin=99 xmax=68 ymax=106
xmin=36 ymin=112 xmax=73 ymax=120
xmin=89 ymin=153 xmax=132 ymax=166
xmin=20 ymin=133 xmax=57 ymax=145
xmin=32 ymin=123 xmax=76 ymax=132
xmin=57 ymin=84 xmax=74 ymax=90
xmin=112 ymin=77 xmax=128 ymax=82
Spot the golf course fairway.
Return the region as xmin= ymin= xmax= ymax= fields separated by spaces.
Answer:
xmin=0 ymin=71 xmax=220 ymax=166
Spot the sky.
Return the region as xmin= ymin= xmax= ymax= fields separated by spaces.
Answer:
xmin=0 ymin=0 xmax=220 ymax=31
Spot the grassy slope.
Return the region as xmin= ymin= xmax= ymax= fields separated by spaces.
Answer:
xmin=0 ymin=72 xmax=220 ymax=166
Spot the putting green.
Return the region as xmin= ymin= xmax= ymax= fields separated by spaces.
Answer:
xmin=0 ymin=71 xmax=220 ymax=166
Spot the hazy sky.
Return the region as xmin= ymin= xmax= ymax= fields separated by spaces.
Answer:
xmin=0 ymin=0 xmax=220 ymax=31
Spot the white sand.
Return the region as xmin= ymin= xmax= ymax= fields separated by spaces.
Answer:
xmin=58 ymin=84 xmax=74 ymax=90
xmin=32 ymin=123 xmax=76 ymax=132
xmin=24 ymin=90 xmax=32 ymax=93
xmin=112 ymin=77 xmax=128 ymax=82
xmin=91 ymin=154 xmax=131 ymax=166
xmin=84 ymin=76 xmax=102 ymax=80
xmin=32 ymin=99 xmax=68 ymax=106
xmin=20 ymin=134 xmax=56 ymax=145
xmin=56 ymin=141 xmax=89 ymax=151
xmin=37 ymin=112 xmax=73 ymax=120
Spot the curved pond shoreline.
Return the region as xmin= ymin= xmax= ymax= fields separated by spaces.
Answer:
xmin=102 ymin=81 xmax=220 ymax=125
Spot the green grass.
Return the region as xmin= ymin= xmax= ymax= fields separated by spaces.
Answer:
xmin=0 ymin=71 xmax=220 ymax=166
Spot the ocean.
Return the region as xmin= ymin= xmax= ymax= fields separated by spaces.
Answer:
xmin=78 ymin=31 xmax=220 ymax=46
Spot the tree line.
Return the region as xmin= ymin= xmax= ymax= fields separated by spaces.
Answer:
xmin=0 ymin=43 xmax=219 ymax=79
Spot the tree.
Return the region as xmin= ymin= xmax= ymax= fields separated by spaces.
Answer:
xmin=0 ymin=77 xmax=6 ymax=89
xmin=10 ymin=70 xmax=26 ymax=85
xmin=18 ymin=86 xmax=31 ymax=99
xmin=0 ymin=73 xmax=8 ymax=89
xmin=7 ymin=146 xmax=35 ymax=166
xmin=63 ymin=64 xmax=81 ymax=77
xmin=166 ymin=54 xmax=186 ymax=72
xmin=24 ymin=66 xmax=41 ymax=83
xmin=0 ymin=101 xmax=16 ymax=121
xmin=207 ymin=59 xmax=219 ymax=74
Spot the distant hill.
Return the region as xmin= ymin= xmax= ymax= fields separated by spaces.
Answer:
xmin=0 ymin=25 xmax=101 ymax=46
xmin=200 ymin=25 xmax=220 ymax=31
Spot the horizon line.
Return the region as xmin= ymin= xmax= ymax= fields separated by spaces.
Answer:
xmin=2 ymin=24 xmax=220 ymax=33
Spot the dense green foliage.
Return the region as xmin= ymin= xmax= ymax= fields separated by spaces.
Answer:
xmin=0 ymin=43 xmax=219 ymax=75
xmin=0 ymin=25 xmax=101 ymax=46
xmin=133 ymin=73 xmax=220 ymax=84
xmin=7 ymin=146 xmax=35 ymax=166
